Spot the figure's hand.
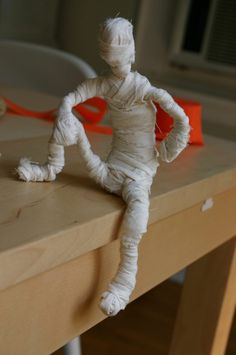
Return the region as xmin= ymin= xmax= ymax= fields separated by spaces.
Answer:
xmin=160 ymin=138 xmax=183 ymax=163
xmin=160 ymin=139 xmax=176 ymax=163
xmin=160 ymin=126 xmax=190 ymax=163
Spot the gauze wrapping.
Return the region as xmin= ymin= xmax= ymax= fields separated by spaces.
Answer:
xmin=17 ymin=71 xmax=189 ymax=316
xmin=17 ymin=17 xmax=190 ymax=317
xmin=17 ymin=143 xmax=64 ymax=182
xmin=145 ymin=87 xmax=190 ymax=162
xmin=99 ymin=17 xmax=135 ymax=67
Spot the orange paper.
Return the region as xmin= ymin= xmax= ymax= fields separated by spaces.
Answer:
xmin=155 ymin=98 xmax=204 ymax=145
xmin=2 ymin=95 xmax=203 ymax=144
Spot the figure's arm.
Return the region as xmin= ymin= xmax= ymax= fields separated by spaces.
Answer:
xmin=52 ymin=77 xmax=104 ymax=146
xmin=58 ymin=77 xmax=103 ymax=118
xmin=145 ymin=87 xmax=190 ymax=162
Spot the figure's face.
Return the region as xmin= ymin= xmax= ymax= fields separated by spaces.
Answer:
xmin=99 ymin=17 xmax=135 ymax=77
xmin=111 ymin=63 xmax=132 ymax=78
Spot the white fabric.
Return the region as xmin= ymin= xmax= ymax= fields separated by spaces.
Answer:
xmin=145 ymin=88 xmax=190 ymax=162
xmin=17 ymin=17 xmax=190 ymax=317
xmin=99 ymin=17 xmax=135 ymax=73
xmin=17 ymin=143 xmax=64 ymax=182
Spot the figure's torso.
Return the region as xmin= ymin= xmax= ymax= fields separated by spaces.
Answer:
xmin=102 ymin=71 xmax=159 ymax=177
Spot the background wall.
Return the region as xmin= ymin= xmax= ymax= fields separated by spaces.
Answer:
xmin=0 ymin=0 xmax=60 ymax=45
xmin=57 ymin=0 xmax=139 ymax=73
xmin=135 ymin=0 xmax=236 ymax=142
xmin=0 ymin=0 xmax=139 ymax=73
xmin=0 ymin=0 xmax=235 ymax=141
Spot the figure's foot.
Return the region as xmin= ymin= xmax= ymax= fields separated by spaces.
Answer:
xmin=17 ymin=158 xmax=56 ymax=182
xmin=99 ymin=291 xmax=126 ymax=317
xmin=17 ymin=158 xmax=36 ymax=181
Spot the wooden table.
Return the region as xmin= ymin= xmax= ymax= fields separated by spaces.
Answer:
xmin=0 ymin=88 xmax=236 ymax=355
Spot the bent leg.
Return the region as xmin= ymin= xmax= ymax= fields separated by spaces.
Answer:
xmin=16 ymin=111 xmax=79 ymax=182
xmin=17 ymin=142 xmax=64 ymax=182
xmin=17 ymin=113 xmax=108 ymax=185
xmin=55 ymin=112 xmax=109 ymax=188
xmin=100 ymin=179 xmax=151 ymax=316
xmin=76 ymin=123 xmax=109 ymax=188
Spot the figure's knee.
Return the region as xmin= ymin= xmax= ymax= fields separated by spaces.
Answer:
xmin=87 ymin=156 xmax=108 ymax=186
xmin=53 ymin=113 xmax=82 ymax=146
xmin=101 ymin=168 xmax=124 ymax=195
xmin=122 ymin=180 xmax=150 ymax=205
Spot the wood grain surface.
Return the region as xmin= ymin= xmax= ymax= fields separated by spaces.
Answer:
xmin=0 ymin=133 xmax=236 ymax=290
xmin=0 ymin=187 xmax=236 ymax=354
xmin=170 ymin=238 xmax=236 ymax=355
xmin=0 ymin=85 xmax=58 ymax=141
xmin=1 ymin=87 xmax=236 ymax=355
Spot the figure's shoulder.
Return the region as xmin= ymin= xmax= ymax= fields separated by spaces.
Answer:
xmin=131 ymin=71 xmax=151 ymax=88
xmin=84 ymin=75 xmax=105 ymax=85
xmin=132 ymin=71 xmax=149 ymax=81
xmin=130 ymin=71 xmax=152 ymax=99
xmin=87 ymin=75 xmax=109 ymax=91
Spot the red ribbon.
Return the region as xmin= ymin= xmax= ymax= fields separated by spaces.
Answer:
xmin=2 ymin=96 xmax=112 ymax=135
xmin=2 ymin=95 xmax=203 ymax=144
xmin=3 ymin=96 xmax=55 ymax=122
xmin=154 ymin=98 xmax=204 ymax=145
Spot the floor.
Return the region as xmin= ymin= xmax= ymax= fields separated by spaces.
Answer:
xmin=54 ymin=280 xmax=236 ymax=355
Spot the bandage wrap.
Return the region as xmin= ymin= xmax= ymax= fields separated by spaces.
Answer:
xmin=17 ymin=17 xmax=190 ymax=317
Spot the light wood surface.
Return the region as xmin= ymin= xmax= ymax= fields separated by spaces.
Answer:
xmin=1 ymin=86 xmax=236 ymax=355
xmin=0 ymin=85 xmax=58 ymax=141
xmin=0 ymin=134 xmax=236 ymax=290
xmin=0 ymin=187 xmax=236 ymax=355
xmin=170 ymin=238 xmax=236 ymax=355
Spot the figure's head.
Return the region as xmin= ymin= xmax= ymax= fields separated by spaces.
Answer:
xmin=99 ymin=17 xmax=135 ymax=78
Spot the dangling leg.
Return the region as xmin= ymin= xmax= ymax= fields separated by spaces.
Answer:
xmin=100 ymin=179 xmax=151 ymax=316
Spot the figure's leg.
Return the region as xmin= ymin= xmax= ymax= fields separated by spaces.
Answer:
xmin=17 ymin=113 xmax=108 ymax=185
xmin=16 ymin=111 xmax=79 ymax=182
xmin=75 ymin=123 xmax=109 ymax=188
xmin=53 ymin=111 xmax=110 ymax=186
xmin=17 ymin=142 xmax=65 ymax=182
xmin=100 ymin=179 xmax=151 ymax=316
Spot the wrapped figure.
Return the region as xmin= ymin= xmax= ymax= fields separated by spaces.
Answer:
xmin=17 ymin=17 xmax=190 ymax=316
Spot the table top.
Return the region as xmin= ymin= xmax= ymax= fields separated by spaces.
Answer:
xmin=1 ymin=87 xmax=236 ymax=292
xmin=0 ymin=85 xmax=57 ymax=141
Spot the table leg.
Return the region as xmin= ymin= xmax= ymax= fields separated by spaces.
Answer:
xmin=169 ymin=236 xmax=236 ymax=355
xmin=61 ymin=337 xmax=82 ymax=355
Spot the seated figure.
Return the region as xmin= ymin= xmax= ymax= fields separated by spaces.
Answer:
xmin=17 ymin=17 xmax=190 ymax=316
